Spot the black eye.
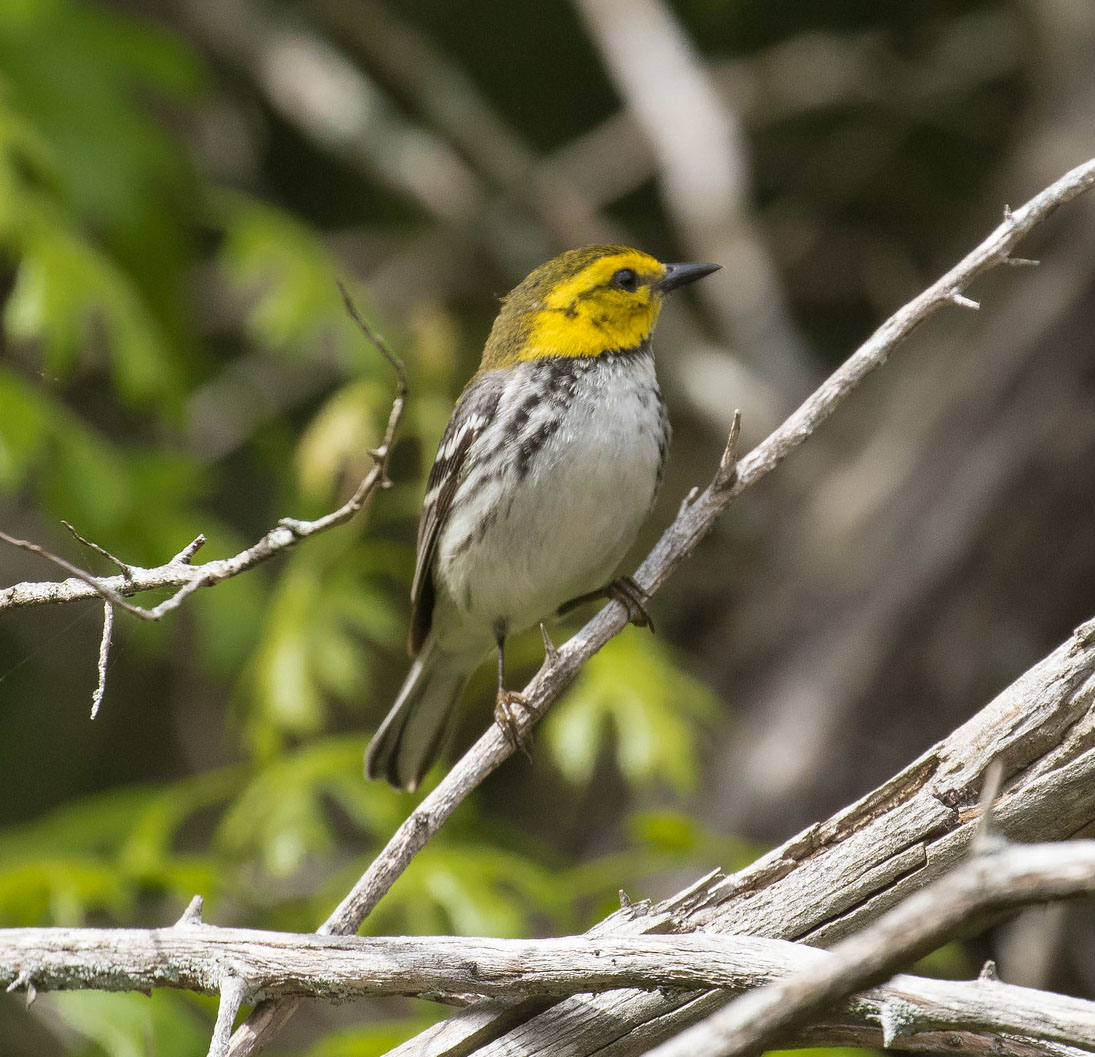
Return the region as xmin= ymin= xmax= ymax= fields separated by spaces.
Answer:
xmin=610 ymin=267 xmax=639 ymax=292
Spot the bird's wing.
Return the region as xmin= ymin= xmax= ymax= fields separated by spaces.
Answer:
xmin=408 ymin=371 xmax=503 ymax=656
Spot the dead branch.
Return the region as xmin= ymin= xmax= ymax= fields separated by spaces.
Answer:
xmin=648 ymin=835 xmax=1095 ymax=1057
xmin=4 ymin=838 xmax=1095 ymax=1057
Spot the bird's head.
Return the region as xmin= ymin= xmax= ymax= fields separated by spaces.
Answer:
xmin=480 ymin=245 xmax=719 ymax=369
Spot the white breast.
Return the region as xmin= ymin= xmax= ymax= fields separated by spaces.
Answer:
xmin=433 ymin=352 xmax=667 ymax=646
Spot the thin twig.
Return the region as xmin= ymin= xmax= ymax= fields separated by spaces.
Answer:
xmin=209 ymin=975 xmax=248 ymax=1057
xmin=715 ymin=409 xmax=743 ymax=489
xmin=0 ymin=531 xmax=146 ymax=616
xmin=90 ymin=600 xmax=113 ymax=720
xmin=173 ymin=535 xmax=207 ymax=565
xmin=972 ymin=759 xmax=1006 ymax=852
xmin=224 ymin=154 xmax=1095 ymax=1057
xmin=5 ymin=967 xmax=36 ymax=1007
xmin=175 ymin=896 xmax=205 ymax=927
xmin=62 ymin=521 xmax=132 ymax=577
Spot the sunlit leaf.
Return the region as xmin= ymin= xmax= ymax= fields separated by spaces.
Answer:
xmin=217 ymin=739 xmax=368 ymax=876
xmin=0 ymin=366 xmax=49 ymax=489
xmin=215 ymin=191 xmax=394 ymax=375
xmin=295 ymin=379 xmax=380 ymax=504
xmin=544 ymin=633 xmax=721 ymax=793
xmin=5 ymin=208 xmax=180 ymax=403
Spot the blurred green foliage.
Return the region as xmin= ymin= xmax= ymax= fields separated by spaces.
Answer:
xmin=44 ymin=991 xmax=210 ymax=1057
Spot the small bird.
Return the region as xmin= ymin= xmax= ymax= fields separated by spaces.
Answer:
xmin=366 ymin=245 xmax=719 ymax=790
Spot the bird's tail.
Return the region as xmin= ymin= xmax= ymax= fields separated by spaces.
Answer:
xmin=365 ymin=639 xmax=475 ymax=791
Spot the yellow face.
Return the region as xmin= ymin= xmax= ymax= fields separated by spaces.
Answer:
xmin=481 ymin=247 xmax=669 ymax=369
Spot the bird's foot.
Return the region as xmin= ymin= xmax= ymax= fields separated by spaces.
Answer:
xmin=494 ymin=689 xmax=534 ymax=758
xmin=607 ymin=575 xmax=655 ymax=632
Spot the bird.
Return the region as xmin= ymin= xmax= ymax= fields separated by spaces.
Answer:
xmin=365 ymin=245 xmax=720 ymax=790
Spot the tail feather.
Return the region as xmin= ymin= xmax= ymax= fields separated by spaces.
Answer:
xmin=365 ymin=643 xmax=473 ymax=790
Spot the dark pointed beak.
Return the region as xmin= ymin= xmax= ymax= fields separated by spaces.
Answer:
xmin=655 ymin=261 xmax=721 ymax=293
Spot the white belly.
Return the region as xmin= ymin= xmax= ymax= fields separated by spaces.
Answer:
xmin=433 ymin=352 xmax=667 ymax=645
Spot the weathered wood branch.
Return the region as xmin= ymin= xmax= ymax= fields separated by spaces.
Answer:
xmin=4 ymin=839 xmax=1095 ymax=1057
xmin=222 ymin=157 xmax=1095 ymax=1056
xmin=648 ymin=837 xmax=1095 ymax=1057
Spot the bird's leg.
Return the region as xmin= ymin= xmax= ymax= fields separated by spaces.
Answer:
xmin=558 ymin=575 xmax=655 ymax=632
xmin=493 ymin=634 xmax=532 ymax=757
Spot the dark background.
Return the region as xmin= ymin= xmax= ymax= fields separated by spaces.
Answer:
xmin=1 ymin=0 xmax=1093 ymax=1051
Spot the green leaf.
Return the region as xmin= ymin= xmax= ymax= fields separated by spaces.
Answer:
xmin=241 ymin=545 xmax=404 ymax=753
xmin=217 ymin=739 xmax=368 ymax=877
xmin=544 ymin=633 xmax=720 ymax=793
xmin=215 ymin=191 xmax=393 ymax=372
xmin=626 ymin=809 xmax=761 ymax=869
xmin=244 ymin=567 xmax=327 ymax=752
xmin=0 ymin=859 xmax=129 ymax=926
xmin=911 ymin=939 xmax=972 ymax=979
xmin=356 ymin=837 xmax=567 ymax=938
xmin=0 ymin=772 xmax=241 ymax=925
xmin=295 ymin=379 xmax=380 ymax=505
xmin=48 ymin=991 xmax=209 ymax=1057
xmin=5 ymin=207 xmax=179 ymax=404
xmin=0 ymin=0 xmax=202 ymax=235
xmin=0 ymin=365 xmax=49 ymax=489
xmin=0 ymin=96 xmax=57 ymax=241
xmin=39 ymin=421 xmax=130 ymax=537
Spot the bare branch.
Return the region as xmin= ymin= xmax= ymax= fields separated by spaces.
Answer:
xmin=0 ymin=289 xmax=406 ymax=619
xmin=390 ymin=615 xmax=1095 ymax=1057
xmin=224 ymin=155 xmax=1095 ymax=1056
